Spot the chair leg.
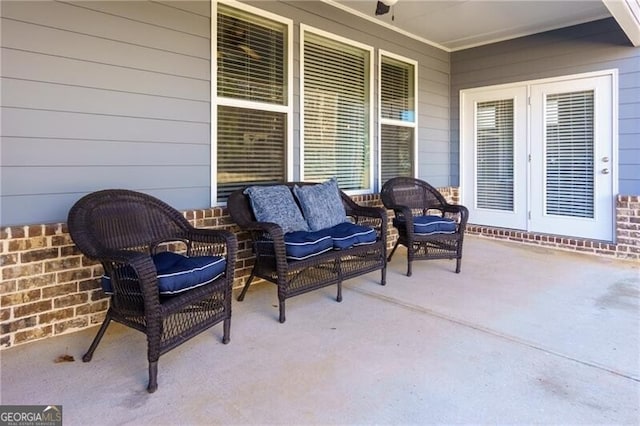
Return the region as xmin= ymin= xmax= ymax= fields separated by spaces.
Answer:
xmin=278 ymin=298 xmax=286 ymax=323
xmin=336 ymin=281 xmax=343 ymax=302
xmin=455 ymin=257 xmax=461 ymax=273
xmin=381 ymin=264 xmax=387 ymax=286
xmin=82 ymin=312 xmax=112 ymax=362
xmin=387 ymin=240 xmax=400 ymax=262
xmin=237 ymin=272 xmax=255 ymax=301
xmin=147 ymin=361 xmax=158 ymax=393
xmin=407 ymin=261 xmax=412 ymax=277
xmin=222 ymin=317 xmax=231 ymax=344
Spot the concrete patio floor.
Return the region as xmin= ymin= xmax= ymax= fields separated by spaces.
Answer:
xmin=1 ymin=236 xmax=639 ymax=425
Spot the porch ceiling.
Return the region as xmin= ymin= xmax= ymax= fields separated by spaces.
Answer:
xmin=329 ymin=0 xmax=640 ymax=51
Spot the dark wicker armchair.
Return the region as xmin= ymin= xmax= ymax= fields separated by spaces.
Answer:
xmin=381 ymin=177 xmax=468 ymax=276
xmin=67 ymin=189 xmax=237 ymax=393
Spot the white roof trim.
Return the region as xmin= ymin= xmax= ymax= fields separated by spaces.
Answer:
xmin=603 ymin=0 xmax=640 ymax=46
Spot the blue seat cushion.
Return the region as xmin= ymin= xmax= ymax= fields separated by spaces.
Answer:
xmin=283 ymin=230 xmax=333 ymax=261
xmin=393 ymin=215 xmax=457 ymax=235
xmin=326 ymin=222 xmax=377 ymax=249
xmin=102 ymin=252 xmax=226 ymax=295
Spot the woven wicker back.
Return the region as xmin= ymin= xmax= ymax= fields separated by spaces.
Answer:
xmin=68 ymin=189 xmax=191 ymax=259
xmin=381 ymin=177 xmax=448 ymax=212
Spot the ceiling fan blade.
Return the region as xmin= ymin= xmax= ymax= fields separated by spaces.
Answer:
xmin=375 ymin=1 xmax=390 ymax=15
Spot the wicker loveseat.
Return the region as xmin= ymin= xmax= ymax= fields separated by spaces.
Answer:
xmin=228 ymin=180 xmax=387 ymax=323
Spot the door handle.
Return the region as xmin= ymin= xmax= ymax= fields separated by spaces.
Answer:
xmin=602 ymin=168 xmax=610 ymax=174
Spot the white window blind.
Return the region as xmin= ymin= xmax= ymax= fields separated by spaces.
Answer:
xmin=380 ymin=55 xmax=415 ymax=184
xmin=216 ymin=4 xmax=288 ymax=202
xmin=476 ymin=99 xmax=514 ymax=211
xmin=217 ymin=106 xmax=286 ymax=200
xmin=381 ymin=125 xmax=413 ymax=183
xmin=545 ymin=91 xmax=594 ymax=218
xmin=303 ymin=31 xmax=370 ymax=191
xmin=217 ymin=5 xmax=286 ymax=104
xmin=381 ymin=57 xmax=414 ymax=121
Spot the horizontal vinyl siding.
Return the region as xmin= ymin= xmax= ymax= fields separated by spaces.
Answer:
xmin=450 ymin=18 xmax=640 ymax=194
xmin=1 ymin=0 xmax=452 ymax=226
xmin=0 ymin=0 xmax=211 ymax=226
xmin=245 ymin=1 xmax=451 ymax=189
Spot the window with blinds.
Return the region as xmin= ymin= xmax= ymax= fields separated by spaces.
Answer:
xmin=216 ymin=4 xmax=288 ymax=202
xmin=476 ymin=99 xmax=514 ymax=211
xmin=545 ymin=91 xmax=594 ymax=218
xmin=302 ymin=31 xmax=371 ymax=191
xmin=380 ymin=54 xmax=416 ymax=184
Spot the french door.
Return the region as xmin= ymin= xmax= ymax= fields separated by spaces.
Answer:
xmin=461 ymin=72 xmax=615 ymax=241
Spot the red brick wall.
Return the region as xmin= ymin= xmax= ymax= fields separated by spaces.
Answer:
xmin=465 ymin=195 xmax=640 ymax=260
xmin=1 ymin=191 xmax=637 ymax=349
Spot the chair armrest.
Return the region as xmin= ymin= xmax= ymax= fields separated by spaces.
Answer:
xmin=341 ymin=195 xmax=388 ymax=240
xmin=443 ymin=204 xmax=469 ymax=228
xmin=347 ymin=204 xmax=387 ymax=231
xmin=98 ymin=249 xmax=161 ymax=309
xmin=186 ymin=228 xmax=238 ymax=257
xmin=186 ymin=228 xmax=238 ymax=282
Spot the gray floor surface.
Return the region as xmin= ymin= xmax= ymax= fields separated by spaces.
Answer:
xmin=1 ymin=236 xmax=639 ymax=425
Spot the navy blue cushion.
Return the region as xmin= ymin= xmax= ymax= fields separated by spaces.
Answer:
xmin=326 ymin=222 xmax=377 ymax=250
xmin=102 ymin=252 xmax=226 ymax=295
xmin=393 ymin=215 xmax=457 ymax=235
xmin=293 ymin=178 xmax=347 ymax=231
xmin=283 ymin=230 xmax=333 ymax=260
xmin=244 ymin=185 xmax=309 ymax=234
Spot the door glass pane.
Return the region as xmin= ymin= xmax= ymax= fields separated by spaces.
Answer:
xmin=476 ymin=99 xmax=514 ymax=211
xmin=545 ymin=91 xmax=594 ymax=218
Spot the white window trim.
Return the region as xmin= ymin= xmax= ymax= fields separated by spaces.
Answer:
xmin=300 ymin=24 xmax=375 ymax=195
xmin=378 ymin=50 xmax=419 ymax=188
xmin=211 ymin=0 xmax=293 ymax=205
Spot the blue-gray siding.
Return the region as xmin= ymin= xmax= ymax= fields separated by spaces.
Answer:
xmin=0 ymin=0 xmax=452 ymax=226
xmin=1 ymin=0 xmax=212 ymax=226
xmin=450 ymin=18 xmax=640 ymax=195
xmin=4 ymin=2 xmax=635 ymax=228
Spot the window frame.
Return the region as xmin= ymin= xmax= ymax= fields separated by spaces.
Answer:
xmin=378 ymin=50 xmax=418 ymax=188
xmin=211 ymin=0 xmax=293 ymax=205
xmin=300 ymin=24 xmax=375 ymax=195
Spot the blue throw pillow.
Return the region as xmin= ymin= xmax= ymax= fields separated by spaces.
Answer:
xmin=244 ymin=185 xmax=309 ymax=234
xmin=294 ymin=178 xmax=347 ymax=231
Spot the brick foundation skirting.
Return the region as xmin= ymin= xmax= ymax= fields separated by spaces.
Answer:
xmin=1 ymin=191 xmax=637 ymax=349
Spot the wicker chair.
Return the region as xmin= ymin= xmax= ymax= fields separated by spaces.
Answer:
xmin=67 ymin=189 xmax=237 ymax=393
xmin=381 ymin=177 xmax=468 ymax=276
